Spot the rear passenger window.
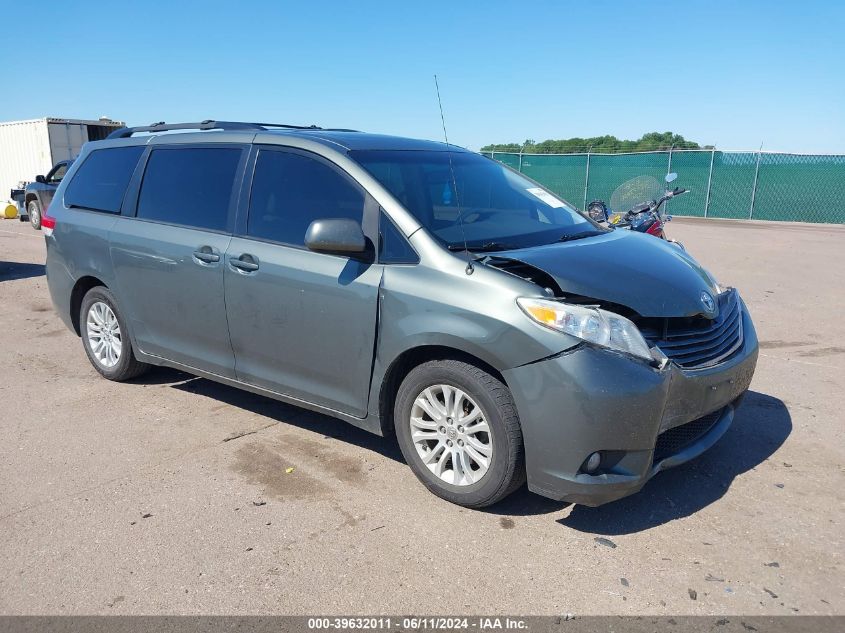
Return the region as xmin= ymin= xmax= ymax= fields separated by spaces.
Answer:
xmin=248 ymin=150 xmax=365 ymax=247
xmin=64 ymin=147 xmax=144 ymax=213
xmin=137 ymin=148 xmax=242 ymax=232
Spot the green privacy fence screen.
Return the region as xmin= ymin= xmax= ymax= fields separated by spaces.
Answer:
xmin=485 ymin=150 xmax=845 ymax=223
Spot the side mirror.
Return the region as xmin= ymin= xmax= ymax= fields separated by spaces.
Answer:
xmin=35 ymin=175 xmax=47 ymax=184
xmin=665 ymin=172 xmax=678 ymax=184
xmin=305 ymin=218 xmax=367 ymax=255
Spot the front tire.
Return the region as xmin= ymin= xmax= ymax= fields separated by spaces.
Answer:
xmin=80 ymin=286 xmax=149 ymax=381
xmin=394 ymin=359 xmax=525 ymax=508
xmin=28 ymin=200 xmax=41 ymax=230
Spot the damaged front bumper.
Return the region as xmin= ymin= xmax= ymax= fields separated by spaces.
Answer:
xmin=502 ymin=301 xmax=758 ymax=506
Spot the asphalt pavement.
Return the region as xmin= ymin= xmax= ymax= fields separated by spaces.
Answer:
xmin=0 ymin=217 xmax=842 ymax=615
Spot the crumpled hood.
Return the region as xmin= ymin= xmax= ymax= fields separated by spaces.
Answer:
xmin=494 ymin=230 xmax=720 ymax=318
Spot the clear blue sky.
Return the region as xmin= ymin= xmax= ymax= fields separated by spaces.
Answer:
xmin=2 ymin=0 xmax=843 ymax=152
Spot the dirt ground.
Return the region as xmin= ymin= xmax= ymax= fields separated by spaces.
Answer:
xmin=0 ymin=217 xmax=842 ymax=615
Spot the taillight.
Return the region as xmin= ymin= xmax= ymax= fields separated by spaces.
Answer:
xmin=41 ymin=208 xmax=56 ymax=236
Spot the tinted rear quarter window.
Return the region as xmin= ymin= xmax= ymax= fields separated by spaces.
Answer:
xmin=137 ymin=147 xmax=242 ymax=232
xmin=248 ymin=150 xmax=365 ymax=247
xmin=379 ymin=211 xmax=418 ymax=264
xmin=64 ymin=146 xmax=144 ymax=213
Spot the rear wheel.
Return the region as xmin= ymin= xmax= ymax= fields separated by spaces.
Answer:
xmin=80 ymin=286 xmax=149 ymax=381
xmin=27 ymin=200 xmax=41 ymax=230
xmin=394 ymin=359 xmax=525 ymax=508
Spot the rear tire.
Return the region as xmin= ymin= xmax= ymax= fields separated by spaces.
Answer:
xmin=80 ymin=286 xmax=150 ymax=381
xmin=394 ymin=359 xmax=525 ymax=508
xmin=28 ymin=200 xmax=41 ymax=230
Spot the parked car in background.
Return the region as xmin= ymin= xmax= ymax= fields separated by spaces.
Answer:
xmin=0 ymin=117 xmax=123 ymax=218
xmin=21 ymin=160 xmax=72 ymax=229
xmin=43 ymin=120 xmax=758 ymax=509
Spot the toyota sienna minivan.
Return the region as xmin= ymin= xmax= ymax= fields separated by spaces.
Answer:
xmin=44 ymin=120 xmax=758 ymax=508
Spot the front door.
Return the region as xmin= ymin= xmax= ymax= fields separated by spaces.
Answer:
xmin=224 ymin=147 xmax=381 ymax=417
xmin=42 ymin=161 xmax=70 ymax=208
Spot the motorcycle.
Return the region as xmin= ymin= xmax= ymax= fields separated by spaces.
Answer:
xmin=587 ymin=173 xmax=688 ymax=246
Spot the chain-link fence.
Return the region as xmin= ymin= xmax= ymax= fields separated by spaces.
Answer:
xmin=485 ymin=149 xmax=845 ymax=223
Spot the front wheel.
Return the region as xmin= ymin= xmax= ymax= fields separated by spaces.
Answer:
xmin=394 ymin=359 xmax=525 ymax=508
xmin=27 ymin=200 xmax=41 ymax=230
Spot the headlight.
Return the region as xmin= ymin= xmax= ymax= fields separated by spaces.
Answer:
xmin=715 ymin=281 xmax=730 ymax=295
xmin=702 ymin=268 xmax=726 ymax=294
xmin=517 ymin=297 xmax=653 ymax=361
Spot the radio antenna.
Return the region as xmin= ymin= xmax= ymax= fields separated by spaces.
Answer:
xmin=434 ymin=74 xmax=473 ymax=275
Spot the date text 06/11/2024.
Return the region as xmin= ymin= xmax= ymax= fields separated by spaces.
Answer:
xmin=307 ymin=617 xmax=529 ymax=630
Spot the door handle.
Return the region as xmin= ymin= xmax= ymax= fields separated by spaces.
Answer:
xmin=229 ymin=254 xmax=259 ymax=272
xmin=193 ymin=247 xmax=220 ymax=264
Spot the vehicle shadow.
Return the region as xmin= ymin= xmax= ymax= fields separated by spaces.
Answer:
xmin=127 ymin=367 xmax=195 ymax=386
xmin=556 ymin=391 xmax=791 ymax=534
xmin=485 ymin=485 xmax=570 ymax=517
xmin=0 ymin=261 xmax=45 ymax=282
xmin=143 ymin=368 xmax=789 ymax=523
xmin=163 ymin=371 xmax=566 ymax=516
xmin=162 ymin=371 xmax=404 ymax=462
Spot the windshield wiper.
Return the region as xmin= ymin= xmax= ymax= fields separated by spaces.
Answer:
xmin=558 ymin=230 xmax=605 ymax=243
xmin=447 ymin=241 xmax=515 ymax=252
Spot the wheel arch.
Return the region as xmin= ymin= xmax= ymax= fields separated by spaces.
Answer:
xmin=70 ymin=276 xmax=109 ymax=336
xmin=377 ymin=344 xmax=508 ymax=437
xmin=24 ymin=192 xmax=42 ymax=214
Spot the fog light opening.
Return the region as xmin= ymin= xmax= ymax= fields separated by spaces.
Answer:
xmin=584 ymin=451 xmax=602 ymax=474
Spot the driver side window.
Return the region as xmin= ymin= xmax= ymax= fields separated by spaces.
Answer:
xmin=48 ymin=163 xmax=68 ymax=184
xmin=247 ymin=149 xmax=365 ymax=248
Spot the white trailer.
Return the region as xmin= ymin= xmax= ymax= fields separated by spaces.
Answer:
xmin=0 ymin=117 xmax=124 ymax=204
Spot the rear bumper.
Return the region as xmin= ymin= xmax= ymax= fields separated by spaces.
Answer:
xmin=45 ymin=235 xmax=77 ymax=334
xmin=503 ymin=300 xmax=758 ymax=506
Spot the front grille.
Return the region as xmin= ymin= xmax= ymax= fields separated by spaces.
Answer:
xmin=641 ymin=290 xmax=743 ymax=369
xmin=653 ymin=409 xmax=722 ymax=463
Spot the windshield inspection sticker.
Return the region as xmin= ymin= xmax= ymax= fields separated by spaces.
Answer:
xmin=526 ymin=187 xmax=565 ymax=208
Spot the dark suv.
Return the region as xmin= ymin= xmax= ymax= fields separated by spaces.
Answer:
xmin=22 ymin=159 xmax=72 ymax=229
xmin=43 ymin=120 xmax=758 ymax=508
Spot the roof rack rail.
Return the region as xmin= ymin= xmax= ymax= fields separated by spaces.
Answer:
xmin=252 ymin=122 xmax=323 ymax=130
xmin=106 ymin=120 xmax=327 ymax=139
xmin=253 ymin=122 xmax=360 ymax=133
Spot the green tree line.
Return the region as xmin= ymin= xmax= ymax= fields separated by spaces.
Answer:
xmin=481 ymin=132 xmax=711 ymax=154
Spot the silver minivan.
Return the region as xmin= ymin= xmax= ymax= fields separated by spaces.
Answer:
xmin=44 ymin=121 xmax=758 ymax=508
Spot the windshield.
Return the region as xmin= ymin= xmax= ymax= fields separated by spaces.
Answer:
xmin=351 ymin=150 xmax=599 ymax=250
xmin=609 ymin=175 xmax=663 ymax=216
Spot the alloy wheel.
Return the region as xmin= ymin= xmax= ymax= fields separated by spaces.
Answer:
xmin=410 ymin=384 xmax=493 ymax=485
xmin=86 ymin=301 xmax=122 ymax=368
xmin=28 ymin=202 xmax=40 ymax=229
